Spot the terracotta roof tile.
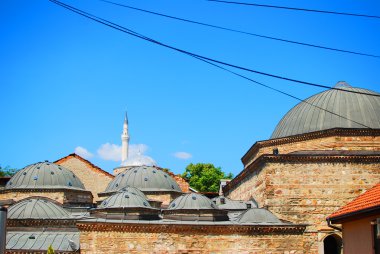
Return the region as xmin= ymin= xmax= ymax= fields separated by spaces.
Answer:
xmin=328 ymin=183 xmax=380 ymax=220
xmin=54 ymin=153 xmax=114 ymax=178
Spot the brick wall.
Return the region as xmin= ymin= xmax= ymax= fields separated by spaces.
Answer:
xmin=55 ymin=156 xmax=114 ymax=202
xmin=79 ymin=229 xmax=304 ymax=253
xmin=0 ymin=191 xmax=65 ymax=203
xmin=227 ymin=160 xmax=380 ymax=253
xmin=245 ymin=135 xmax=380 ymax=168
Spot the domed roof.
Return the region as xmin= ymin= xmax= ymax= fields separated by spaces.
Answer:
xmin=98 ymin=190 xmax=152 ymax=209
xmin=271 ymin=83 xmax=380 ymax=139
xmin=100 ymin=185 xmax=147 ymax=198
xmin=6 ymin=161 xmax=85 ymax=190
xmin=211 ymin=196 xmax=258 ymax=210
xmin=105 ymin=166 xmax=181 ymax=193
xmin=237 ymin=208 xmax=282 ymax=224
xmin=8 ymin=197 xmax=71 ymax=220
xmin=167 ymin=193 xmax=217 ymax=210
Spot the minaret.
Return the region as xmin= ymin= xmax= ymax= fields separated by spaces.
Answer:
xmin=121 ymin=112 xmax=129 ymax=164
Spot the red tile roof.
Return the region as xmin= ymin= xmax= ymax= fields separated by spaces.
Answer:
xmin=54 ymin=153 xmax=114 ymax=178
xmin=328 ymin=183 xmax=380 ymax=221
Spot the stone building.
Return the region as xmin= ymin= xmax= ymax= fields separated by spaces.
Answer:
xmin=1 ymin=83 xmax=380 ymax=253
xmin=0 ymin=161 xmax=93 ymax=209
xmin=55 ymin=153 xmax=115 ymax=203
xmin=5 ymin=197 xmax=81 ymax=253
xmin=223 ymin=83 xmax=380 ymax=253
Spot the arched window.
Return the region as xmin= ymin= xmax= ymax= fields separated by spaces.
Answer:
xmin=323 ymin=234 xmax=342 ymax=254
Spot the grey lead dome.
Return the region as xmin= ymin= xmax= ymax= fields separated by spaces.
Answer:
xmin=8 ymin=198 xmax=71 ymax=220
xmin=6 ymin=161 xmax=85 ymax=190
xmin=271 ymin=84 xmax=380 ymax=139
xmin=105 ymin=166 xmax=181 ymax=193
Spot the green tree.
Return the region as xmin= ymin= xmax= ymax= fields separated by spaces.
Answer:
xmin=181 ymin=163 xmax=233 ymax=192
xmin=0 ymin=165 xmax=17 ymax=177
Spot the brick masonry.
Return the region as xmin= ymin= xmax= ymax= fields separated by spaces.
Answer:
xmin=55 ymin=155 xmax=114 ymax=202
xmin=78 ymin=225 xmax=305 ymax=254
xmin=226 ymin=134 xmax=380 ymax=253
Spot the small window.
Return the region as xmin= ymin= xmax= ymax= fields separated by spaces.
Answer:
xmin=125 ymin=194 xmax=129 ymax=198
xmin=192 ymin=196 xmax=197 ymax=200
xmin=23 ymin=172 xmax=27 ymax=175
xmin=247 ymin=203 xmax=252 ymax=209
xmin=51 ymin=172 xmax=54 ymax=175
xmin=220 ymin=198 xmax=225 ymax=204
xmin=33 ymin=176 xmax=38 ymax=181
xmin=68 ymin=181 xmax=72 ymax=186
xmin=144 ymin=177 xmax=148 ymax=181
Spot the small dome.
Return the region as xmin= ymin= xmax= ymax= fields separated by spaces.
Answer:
xmin=167 ymin=193 xmax=217 ymax=210
xmin=271 ymin=84 xmax=380 ymax=139
xmin=98 ymin=190 xmax=152 ymax=209
xmin=211 ymin=196 xmax=258 ymax=210
xmin=99 ymin=185 xmax=148 ymax=198
xmin=8 ymin=197 xmax=70 ymax=220
xmin=6 ymin=161 xmax=85 ymax=190
xmin=105 ymin=166 xmax=181 ymax=193
xmin=237 ymin=208 xmax=282 ymax=224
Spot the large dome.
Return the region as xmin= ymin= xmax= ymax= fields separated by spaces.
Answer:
xmin=6 ymin=161 xmax=85 ymax=190
xmin=105 ymin=166 xmax=182 ymax=193
xmin=271 ymin=84 xmax=380 ymax=139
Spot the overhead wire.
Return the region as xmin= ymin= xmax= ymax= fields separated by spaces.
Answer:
xmin=48 ymin=0 xmax=380 ymax=99
xmin=48 ymin=0 xmax=374 ymax=129
xmin=100 ymin=0 xmax=379 ymax=59
xmin=207 ymin=0 xmax=380 ymax=20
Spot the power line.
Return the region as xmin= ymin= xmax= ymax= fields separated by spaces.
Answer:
xmin=208 ymin=0 xmax=380 ymax=19
xmin=100 ymin=0 xmax=379 ymax=58
xmin=49 ymin=0 xmax=380 ymax=99
xmin=49 ymin=0 xmax=374 ymax=129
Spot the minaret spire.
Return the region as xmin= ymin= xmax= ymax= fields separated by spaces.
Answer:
xmin=121 ymin=111 xmax=129 ymax=164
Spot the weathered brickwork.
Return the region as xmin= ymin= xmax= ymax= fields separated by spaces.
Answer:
xmin=79 ymin=227 xmax=305 ymax=254
xmin=226 ymin=132 xmax=380 ymax=253
xmin=245 ymin=134 xmax=380 ymax=168
xmin=0 ymin=189 xmax=93 ymax=205
xmin=0 ymin=191 xmax=65 ymax=203
xmin=55 ymin=154 xmax=114 ymax=202
xmin=146 ymin=192 xmax=182 ymax=207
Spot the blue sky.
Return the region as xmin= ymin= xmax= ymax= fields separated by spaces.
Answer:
xmin=1 ymin=0 xmax=379 ymax=175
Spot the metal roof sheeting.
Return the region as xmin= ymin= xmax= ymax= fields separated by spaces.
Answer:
xmin=6 ymin=161 xmax=85 ymax=190
xmin=105 ymin=166 xmax=181 ymax=193
xmin=271 ymin=85 xmax=380 ymax=139
xmin=6 ymin=231 xmax=79 ymax=252
xmin=8 ymin=198 xmax=71 ymax=220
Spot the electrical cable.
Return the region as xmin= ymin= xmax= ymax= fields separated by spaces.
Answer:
xmin=100 ymin=0 xmax=379 ymax=58
xmin=49 ymin=0 xmax=375 ymax=129
xmin=208 ymin=0 xmax=380 ymax=20
xmin=48 ymin=0 xmax=380 ymax=101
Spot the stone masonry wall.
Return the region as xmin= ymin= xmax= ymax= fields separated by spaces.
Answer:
xmin=0 ymin=191 xmax=65 ymax=204
xmin=80 ymin=230 xmax=304 ymax=254
xmin=56 ymin=156 xmax=113 ymax=202
xmin=227 ymin=161 xmax=380 ymax=253
xmin=245 ymin=135 xmax=380 ymax=168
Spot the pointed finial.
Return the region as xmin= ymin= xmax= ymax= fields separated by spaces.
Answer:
xmin=124 ymin=111 xmax=128 ymax=124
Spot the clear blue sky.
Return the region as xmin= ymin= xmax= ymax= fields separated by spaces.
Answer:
xmin=1 ymin=0 xmax=379 ymax=175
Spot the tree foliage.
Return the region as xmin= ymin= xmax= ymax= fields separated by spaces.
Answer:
xmin=0 ymin=165 xmax=17 ymax=177
xmin=181 ymin=163 xmax=233 ymax=192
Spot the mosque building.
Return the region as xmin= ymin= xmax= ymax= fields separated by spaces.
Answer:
xmin=1 ymin=82 xmax=379 ymax=253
